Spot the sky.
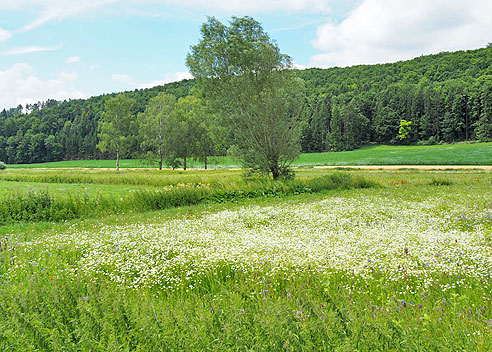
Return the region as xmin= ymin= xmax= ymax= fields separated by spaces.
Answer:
xmin=0 ymin=0 xmax=491 ymax=110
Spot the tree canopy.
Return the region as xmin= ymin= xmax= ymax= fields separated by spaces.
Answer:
xmin=97 ymin=94 xmax=136 ymax=171
xmin=138 ymin=93 xmax=176 ymax=170
xmin=186 ymin=16 xmax=305 ymax=179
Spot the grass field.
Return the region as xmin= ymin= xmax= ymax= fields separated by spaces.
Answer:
xmin=296 ymin=142 xmax=492 ymax=166
xmin=5 ymin=157 xmax=237 ymax=169
xmin=0 ymin=168 xmax=241 ymax=187
xmin=5 ymin=142 xmax=492 ymax=169
xmin=0 ymin=168 xmax=376 ymax=225
xmin=1 ymin=168 xmax=491 ymax=350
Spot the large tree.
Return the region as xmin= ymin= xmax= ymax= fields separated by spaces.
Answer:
xmin=186 ymin=16 xmax=305 ymax=179
xmin=97 ymin=94 xmax=135 ymax=171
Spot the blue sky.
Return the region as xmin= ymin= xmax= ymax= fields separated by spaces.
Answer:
xmin=0 ymin=0 xmax=491 ymax=110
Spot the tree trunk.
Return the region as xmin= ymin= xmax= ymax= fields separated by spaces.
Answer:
xmin=465 ymin=95 xmax=469 ymax=140
xmin=116 ymin=151 xmax=120 ymax=171
xmin=271 ymin=164 xmax=279 ymax=180
xmin=183 ymin=155 xmax=187 ymax=171
xmin=159 ymin=156 xmax=163 ymax=171
xmin=204 ymin=155 xmax=207 ymax=170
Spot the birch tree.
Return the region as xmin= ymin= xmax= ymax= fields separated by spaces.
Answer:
xmin=97 ymin=94 xmax=135 ymax=171
xmin=138 ymin=93 xmax=175 ymax=170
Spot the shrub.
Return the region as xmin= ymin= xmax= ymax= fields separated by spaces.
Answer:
xmin=0 ymin=161 xmax=6 ymax=170
xmin=429 ymin=178 xmax=453 ymax=186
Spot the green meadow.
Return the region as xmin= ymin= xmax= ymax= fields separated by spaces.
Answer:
xmin=6 ymin=142 xmax=492 ymax=169
xmin=295 ymin=142 xmax=492 ymax=166
xmin=0 ymin=166 xmax=491 ymax=350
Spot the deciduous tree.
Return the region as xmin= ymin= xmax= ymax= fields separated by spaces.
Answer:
xmin=97 ymin=94 xmax=135 ymax=171
xmin=186 ymin=16 xmax=305 ymax=179
xmin=138 ymin=93 xmax=176 ymax=170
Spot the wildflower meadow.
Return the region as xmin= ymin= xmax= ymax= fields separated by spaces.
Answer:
xmin=0 ymin=169 xmax=491 ymax=350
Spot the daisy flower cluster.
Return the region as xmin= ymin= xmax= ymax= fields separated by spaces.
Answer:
xmin=12 ymin=188 xmax=491 ymax=293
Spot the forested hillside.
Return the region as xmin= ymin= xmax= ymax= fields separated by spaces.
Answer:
xmin=1 ymin=45 xmax=491 ymax=164
xmin=298 ymin=45 xmax=492 ymax=151
xmin=0 ymin=81 xmax=194 ymax=164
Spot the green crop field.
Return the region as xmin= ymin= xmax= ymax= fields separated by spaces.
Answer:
xmin=296 ymin=142 xmax=492 ymax=166
xmin=1 ymin=168 xmax=491 ymax=350
xmin=6 ymin=142 xmax=492 ymax=169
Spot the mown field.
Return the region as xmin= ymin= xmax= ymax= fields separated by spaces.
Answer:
xmin=0 ymin=167 xmax=491 ymax=350
xmin=6 ymin=142 xmax=492 ymax=169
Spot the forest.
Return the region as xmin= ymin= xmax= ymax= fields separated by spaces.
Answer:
xmin=1 ymin=44 xmax=491 ymax=165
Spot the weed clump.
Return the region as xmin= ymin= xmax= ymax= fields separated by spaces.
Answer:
xmin=429 ymin=178 xmax=453 ymax=186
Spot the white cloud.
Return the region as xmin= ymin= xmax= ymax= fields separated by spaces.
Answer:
xmin=0 ymin=63 xmax=85 ymax=109
xmin=310 ymin=0 xmax=492 ymax=67
xmin=292 ymin=61 xmax=309 ymax=70
xmin=112 ymin=73 xmax=136 ymax=86
xmin=14 ymin=0 xmax=118 ymax=33
xmin=59 ymin=71 xmax=78 ymax=81
xmin=112 ymin=71 xmax=193 ymax=90
xmin=67 ymin=56 xmax=80 ymax=63
xmin=138 ymin=71 xmax=193 ymax=89
xmin=1 ymin=0 xmax=335 ymax=34
xmin=151 ymin=0 xmax=334 ymax=13
xmin=0 ymin=28 xmax=11 ymax=42
xmin=0 ymin=44 xmax=63 ymax=56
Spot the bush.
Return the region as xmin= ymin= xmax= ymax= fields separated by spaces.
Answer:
xmin=0 ymin=161 xmax=6 ymax=170
xmin=429 ymin=178 xmax=453 ymax=186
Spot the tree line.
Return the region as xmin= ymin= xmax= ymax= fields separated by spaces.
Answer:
xmin=0 ymin=81 xmax=194 ymax=165
xmin=98 ymin=92 xmax=215 ymax=171
xmin=299 ymin=66 xmax=492 ymax=152
xmin=1 ymin=41 xmax=491 ymax=166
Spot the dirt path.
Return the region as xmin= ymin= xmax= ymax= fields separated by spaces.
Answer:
xmin=310 ymin=165 xmax=492 ymax=170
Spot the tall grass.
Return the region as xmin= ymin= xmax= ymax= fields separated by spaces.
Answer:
xmin=0 ymin=261 xmax=489 ymax=350
xmin=0 ymin=189 xmax=121 ymax=223
xmin=0 ymin=174 xmax=376 ymax=224
xmin=1 ymin=172 xmax=491 ymax=350
xmin=0 ymin=169 xmax=234 ymax=187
